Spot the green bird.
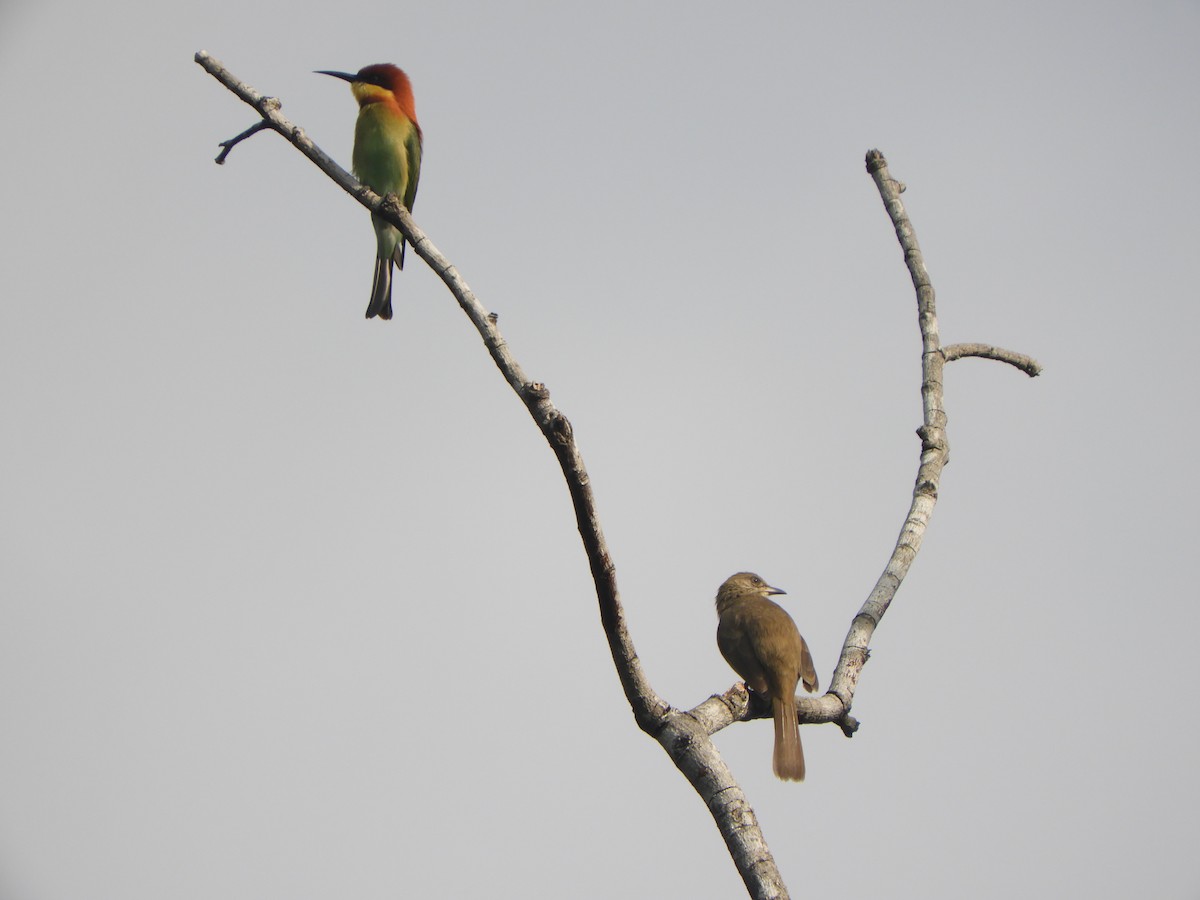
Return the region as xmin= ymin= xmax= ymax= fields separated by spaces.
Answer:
xmin=318 ymin=64 xmax=423 ymax=320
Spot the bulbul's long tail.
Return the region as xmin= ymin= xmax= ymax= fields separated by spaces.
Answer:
xmin=772 ymin=694 xmax=805 ymax=782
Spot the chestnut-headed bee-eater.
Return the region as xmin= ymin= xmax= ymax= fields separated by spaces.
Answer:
xmin=317 ymin=64 xmax=422 ymax=321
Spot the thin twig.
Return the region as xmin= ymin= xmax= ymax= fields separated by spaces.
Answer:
xmin=215 ymin=120 xmax=271 ymax=164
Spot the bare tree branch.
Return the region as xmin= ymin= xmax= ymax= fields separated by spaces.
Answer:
xmin=197 ymin=56 xmax=1039 ymax=900
xmin=820 ymin=151 xmax=1047 ymax=731
xmin=196 ymin=51 xmax=388 ymax=213
xmin=816 ymin=151 xmax=953 ymax=723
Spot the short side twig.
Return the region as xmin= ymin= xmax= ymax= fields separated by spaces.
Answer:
xmin=944 ymin=342 xmax=1042 ymax=376
xmin=214 ymin=120 xmax=271 ymax=164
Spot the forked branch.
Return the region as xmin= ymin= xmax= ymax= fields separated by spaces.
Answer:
xmin=198 ymin=55 xmax=1040 ymax=900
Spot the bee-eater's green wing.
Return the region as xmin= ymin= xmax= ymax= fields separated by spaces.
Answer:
xmin=396 ymin=129 xmax=422 ymax=270
xmin=403 ymin=129 xmax=422 ymax=213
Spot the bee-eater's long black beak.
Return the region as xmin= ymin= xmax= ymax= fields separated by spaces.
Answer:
xmin=315 ymin=70 xmax=356 ymax=83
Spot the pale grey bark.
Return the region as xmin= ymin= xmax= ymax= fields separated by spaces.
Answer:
xmin=944 ymin=342 xmax=1043 ymax=376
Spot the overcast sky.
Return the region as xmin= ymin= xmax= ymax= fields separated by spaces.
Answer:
xmin=2 ymin=2 xmax=1198 ymax=898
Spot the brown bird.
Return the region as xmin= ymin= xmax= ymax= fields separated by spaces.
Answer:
xmin=715 ymin=572 xmax=818 ymax=781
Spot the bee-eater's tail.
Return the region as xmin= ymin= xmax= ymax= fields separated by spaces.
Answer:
xmin=366 ymin=254 xmax=393 ymax=320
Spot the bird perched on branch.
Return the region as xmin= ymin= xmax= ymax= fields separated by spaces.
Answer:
xmin=317 ymin=64 xmax=422 ymax=320
xmin=715 ymin=572 xmax=818 ymax=781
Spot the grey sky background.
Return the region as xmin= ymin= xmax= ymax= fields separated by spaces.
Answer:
xmin=2 ymin=2 xmax=1197 ymax=898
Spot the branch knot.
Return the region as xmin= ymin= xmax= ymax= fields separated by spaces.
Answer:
xmin=523 ymin=382 xmax=549 ymax=400
xmin=548 ymin=412 xmax=574 ymax=443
